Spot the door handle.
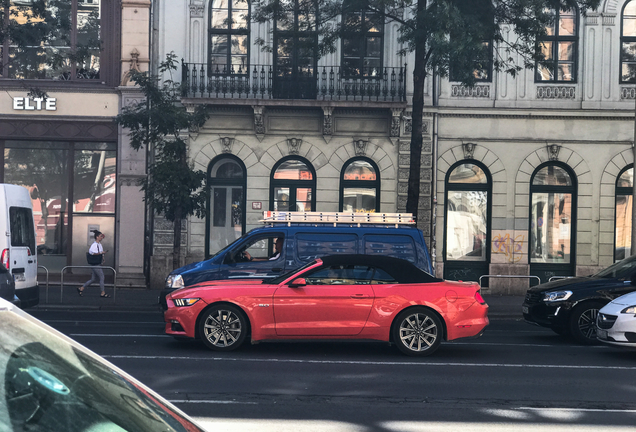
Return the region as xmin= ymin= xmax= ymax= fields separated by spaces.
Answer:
xmin=350 ymin=294 xmax=371 ymax=299
xmin=28 ymin=260 xmax=33 ymax=264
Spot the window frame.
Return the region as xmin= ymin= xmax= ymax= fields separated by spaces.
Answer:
xmin=621 ymin=0 xmax=636 ymax=83
xmin=443 ymin=160 xmax=492 ymax=264
xmin=534 ymin=7 xmax=579 ymax=83
xmin=0 ymin=0 xmax=119 ymax=86
xmin=269 ymin=156 xmax=317 ymax=212
xmin=206 ymin=154 xmax=247 ymax=259
xmin=339 ymin=157 xmax=380 ymax=213
xmin=208 ymin=0 xmax=250 ymax=76
xmin=614 ymin=164 xmax=633 ymax=261
xmin=340 ymin=4 xmax=384 ymax=79
xmin=449 ymin=40 xmax=493 ymax=83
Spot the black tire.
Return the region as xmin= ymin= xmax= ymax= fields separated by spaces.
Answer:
xmin=199 ymin=304 xmax=248 ymax=351
xmin=568 ymin=301 xmax=604 ymax=345
xmin=392 ymin=307 xmax=443 ymax=356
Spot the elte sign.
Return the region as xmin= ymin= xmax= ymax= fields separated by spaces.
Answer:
xmin=13 ymin=97 xmax=57 ymax=111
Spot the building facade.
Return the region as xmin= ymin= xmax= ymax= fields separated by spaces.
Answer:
xmin=0 ymin=0 xmax=149 ymax=287
xmin=152 ymin=0 xmax=636 ymax=295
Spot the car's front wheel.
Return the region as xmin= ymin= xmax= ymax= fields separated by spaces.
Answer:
xmin=199 ymin=304 xmax=248 ymax=351
xmin=392 ymin=308 xmax=443 ymax=356
xmin=568 ymin=301 xmax=604 ymax=345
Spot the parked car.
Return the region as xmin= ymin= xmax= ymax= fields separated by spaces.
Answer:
xmin=596 ymin=291 xmax=636 ymax=348
xmin=0 ymin=261 xmax=19 ymax=306
xmin=161 ymin=211 xmax=434 ymax=309
xmin=164 ymin=254 xmax=489 ymax=357
xmin=0 ymin=297 xmax=206 ymax=432
xmin=522 ymin=254 xmax=636 ymax=344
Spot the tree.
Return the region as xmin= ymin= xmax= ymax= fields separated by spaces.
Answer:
xmin=251 ymin=0 xmax=601 ymax=219
xmin=116 ymin=53 xmax=209 ymax=270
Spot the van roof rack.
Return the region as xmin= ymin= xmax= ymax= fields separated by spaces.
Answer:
xmin=260 ymin=211 xmax=416 ymax=227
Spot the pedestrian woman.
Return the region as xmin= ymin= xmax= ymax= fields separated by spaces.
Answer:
xmin=79 ymin=230 xmax=110 ymax=298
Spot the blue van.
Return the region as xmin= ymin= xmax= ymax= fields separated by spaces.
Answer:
xmin=161 ymin=212 xmax=433 ymax=308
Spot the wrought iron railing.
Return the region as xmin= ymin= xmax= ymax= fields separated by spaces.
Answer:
xmin=181 ymin=61 xmax=406 ymax=102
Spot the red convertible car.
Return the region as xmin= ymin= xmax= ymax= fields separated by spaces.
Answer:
xmin=164 ymin=255 xmax=489 ymax=356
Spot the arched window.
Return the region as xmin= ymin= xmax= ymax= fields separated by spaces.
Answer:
xmin=339 ymin=158 xmax=380 ymax=213
xmin=622 ymin=1 xmax=636 ymax=82
xmin=270 ymin=157 xmax=316 ymax=212
xmin=535 ymin=7 xmax=578 ymax=82
xmin=530 ymin=163 xmax=577 ymax=280
xmin=209 ymin=0 xmax=249 ymax=74
xmin=615 ymin=165 xmax=633 ymax=261
xmin=206 ymin=155 xmax=246 ymax=257
xmin=341 ymin=3 xmax=383 ymax=77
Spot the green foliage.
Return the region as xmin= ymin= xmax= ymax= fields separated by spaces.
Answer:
xmin=116 ymin=53 xmax=210 ymax=224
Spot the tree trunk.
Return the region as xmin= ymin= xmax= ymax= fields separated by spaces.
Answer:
xmin=406 ymin=8 xmax=428 ymax=220
xmin=173 ymin=209 xmax=181 ymax=271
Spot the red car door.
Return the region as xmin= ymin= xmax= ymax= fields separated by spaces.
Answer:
xmin=273 ymin=265 xmax=375 ymax=336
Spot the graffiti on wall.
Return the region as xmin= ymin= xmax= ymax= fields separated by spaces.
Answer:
xmin=492 ymin=232 xmax=525 ymax=263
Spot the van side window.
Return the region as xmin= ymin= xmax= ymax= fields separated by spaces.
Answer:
xmin=364 ymin=235 xmax=416 ymax=263
xmin=296 ymin=233 xmax=357 ymax=262
xmin=9 ymin=207 xmax=35 ymax=254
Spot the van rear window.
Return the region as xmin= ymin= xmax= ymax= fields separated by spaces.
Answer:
xmin=296 ymin=233 xmax=357 ymax=261
xmin=10 ymin=207 xmax=36 ymax=254
xmin=364 ymin=235 xmax=416 ymax=263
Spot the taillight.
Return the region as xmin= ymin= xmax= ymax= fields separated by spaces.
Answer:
xmin=27 ymin=248 xmax=32 ymax=256
xmin=475 ymin=291 xmax=486 ymax=305
xmin=1 ymin=249 xmax=9 ymax=270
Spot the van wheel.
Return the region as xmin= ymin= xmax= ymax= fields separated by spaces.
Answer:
xmin=199 ymin=305 xmax=247 ymax=351
xmin=568 ymin=301 xmax=603 ymax=345
xmin=392 ymin=307 xmax=442 ymax=356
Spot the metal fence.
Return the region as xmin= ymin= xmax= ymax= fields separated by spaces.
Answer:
xmin=478 ymin=274 xmax=542 ymax=290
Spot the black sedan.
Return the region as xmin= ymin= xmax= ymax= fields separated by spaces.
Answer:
xmin=522 ymin=255 xmax=636 ymax=344
xmin=0 ymin=262 xmax=18 ymax=306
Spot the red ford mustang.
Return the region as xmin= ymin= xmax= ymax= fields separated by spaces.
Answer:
xmin=164 ymin=255 xmax=489 ymax=356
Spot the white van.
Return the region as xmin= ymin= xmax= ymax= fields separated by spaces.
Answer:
xmin=0 ymin=185 xmax=38 ymax=307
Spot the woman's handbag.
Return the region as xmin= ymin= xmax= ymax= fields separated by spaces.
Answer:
xmin=86 ymin=252 xmax=102 ymax=265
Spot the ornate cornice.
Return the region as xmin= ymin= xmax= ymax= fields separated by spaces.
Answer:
xmin=437 ymin=113 xmax=632 ymax=121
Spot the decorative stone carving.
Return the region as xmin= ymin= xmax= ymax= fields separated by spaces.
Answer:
xmin=536 ymin=86 xmax=575 ymax=99
xmin=403 ymin=112 xmax=412 ymax=133
xmin=287 ymin=138 xmax=302 ymax=155
xmin=547 ymin=143 xmax=561 ymax=161
xmin=221 ymin=137 xmax=234 ymax=153
xmin=253 ymin=106 xmax=265 ymax=134
xmin=322 ymin=107 xmax=333 ymax=135
xmin=390 ymin=108 xmax=403 ymax=137
xmin=451 ymin=85 xmax=491 ymax=98
xmin=121 ymin=48 xmax=141 ymax=86
xmin=189 ymin=0 xmax=204 ymax=18
xmin=621 ymin=87 xmax=636 ymax=99
xmin=353 ymin=139 xmax=368 ymax=156
xmin=462 ymin=142 xmax=476 ymax=159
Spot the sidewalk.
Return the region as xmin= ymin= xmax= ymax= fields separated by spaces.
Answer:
xmin=31 ymin=284 xmax=525 ymax=319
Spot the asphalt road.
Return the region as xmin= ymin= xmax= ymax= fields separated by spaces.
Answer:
xmin=29 ymin=309 xmax=636 ymax=432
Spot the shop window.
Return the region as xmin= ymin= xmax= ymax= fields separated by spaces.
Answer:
xmin=73 ymin=150 xmax=116 ymax=214
xmin=622 ymin=1 xmax=636 ymax=82
xmin=207 ymin=155 xmax=246 ymax=257
xmin=1 ymin=0 xmax=107 ymax=81
xmin=530 ymin=163 xmax=576 ymax=265
xmin=270 ymin=157 xmax=316 ymax=212
xmin=535 ymin=7 xmax=578 ymax=82
xmin=209 ymin=0 xmax=249 ymax=74
xmin=340 ymin=158 xmax=379 ymax=213
xmin=444 ymin=162 xmax=490 ymax=262
xmin=615 ymin=165 xmax=633 ymax=261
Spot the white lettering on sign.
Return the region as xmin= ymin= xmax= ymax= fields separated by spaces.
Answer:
xmin=12 ymin=97 xmax=57 ymax=111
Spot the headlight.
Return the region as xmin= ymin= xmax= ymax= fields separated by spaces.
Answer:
xmin=165 ymin=274 xmax=184 ymax=289
xmin=620 ymin=305 xmax=636 ymax=314
xmin=172 ymin=298 xmax=200 ymax=307
xmin=543 ymin=290 xmax=573 ymax=303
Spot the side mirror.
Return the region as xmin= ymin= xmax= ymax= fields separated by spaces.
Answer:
xmin=289 ymin=278 xmax=306 ymax=287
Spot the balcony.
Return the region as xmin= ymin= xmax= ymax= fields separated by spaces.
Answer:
xmin=181 ymin=62 xmax=407 ymax=105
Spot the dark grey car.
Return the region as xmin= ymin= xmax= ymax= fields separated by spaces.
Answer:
xmin=0 ymin=263 xmax=19 ymax=306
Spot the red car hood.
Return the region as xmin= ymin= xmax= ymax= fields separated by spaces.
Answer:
xmin=170 ymin=279 xmax=266 ymax=298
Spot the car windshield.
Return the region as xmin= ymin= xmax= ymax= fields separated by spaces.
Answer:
xmin=264 ymin=260 xmax=317 ymax=285
xmin=0 ymin=310 xmax=204 ymax=432
xmin=594 ymin=255 xmax=636 ymax=279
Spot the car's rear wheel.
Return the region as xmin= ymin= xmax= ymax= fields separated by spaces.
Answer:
xmin=568 ymin=301 xmax=604 ymax=345
xmin=392 ymin=308 xmax=443 ymax=357
xmin=199 ymin=304 xmax=248 ymax=351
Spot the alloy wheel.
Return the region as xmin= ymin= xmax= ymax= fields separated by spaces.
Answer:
xmin=202 ymin=309 xmax=243 ymax=348
xmin=399 ymin=312 xmax=438 ymax=352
